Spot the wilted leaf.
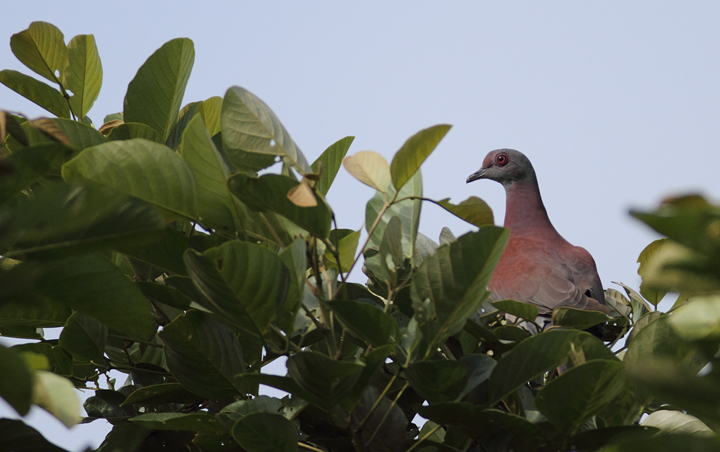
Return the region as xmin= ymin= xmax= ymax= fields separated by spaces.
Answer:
xmin=287 ymin=177 xmax=317 ymax=207
xmin=32 ymin=371 xmax=82 ymax=427
xmin=343 ymin=151 xmax=391 ymax=192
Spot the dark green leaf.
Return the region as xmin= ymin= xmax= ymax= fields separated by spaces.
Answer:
xmin=0 ymin=419 xmax=69 ymax=452
xmin=222 ymin=86 xmax=310 ymax=173
xmin=491 ymin=299 xmax=540 ymax=323
xmin=136 ymin=282 xmax=191 ymax=310
xmin=228 ymin=173 xmax=331 ymax=238
xmin=0 ymin=142 xmax=72 ymax=204
xmin=405 ymin=360 xmax=468 ymax=403
xmin=437 ymin=196 xmax=494 ymax=228
xmin=552 ymin=307 xmax=610 ymax=330
xmin=637 ymin=239 xmax=670 ymax=305
xmin=327 ymin=300 xmax=396 ymax=346
xmin=535 ymin=359 xmax=625 ymax=433
xmin=311 ymin=136 xmax=354 ymax=196
xmin=287 ymin=351 xmax=364 ymax=410
xmin=113 ymin=226 xmax=189 ymax=275
xmin=129 ymin=412 xmax=224 ymax=432
xmin=159 ymin=310 xmax=245 ymax=399
xmin=458 ymin=354 xmax=498 ymax=399
xmin=487 ymin=329 xmax=581 ymax=405
xmin=232 ymin=412 xmax=299 ymax=452
xmin=84 ymin=390 xmax=136 ymax=420
xmin=184 ymin=240 xmax=290 ymax=335
xmin=29 ymin=253 xmax=156 ymax=339
xmin=107 ymin=122 xmax=164 ymax=143
xmin=390 ymin=124 xmax=451 ymax=190
xmin=124 ymin=38 xmax=195 ymax=141
xmin=411 ymin=227 xmax=509 ymax=350
xmin=58 ymin=311 xmax=108 ymax=362
xmin=0 ymin=344 xmax=33 ymax=415
xmin=0 ymin=70 xmax=70 ymax=118
xmin=2 ymin=182 xmax=165 ymax=259
xmin=52 ymin=118 xmax=107 ymax=150
xmin=568 ymin=426 xmax=659 ymax=451
xmin=0 ymin=296 xmax=70 ymax=329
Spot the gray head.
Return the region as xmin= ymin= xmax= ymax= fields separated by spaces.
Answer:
xmin=466 ymin=149 xmax=537 ymax=187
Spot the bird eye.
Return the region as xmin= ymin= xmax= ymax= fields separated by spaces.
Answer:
xmin=496 ymin=154 xmax=508 ymax=166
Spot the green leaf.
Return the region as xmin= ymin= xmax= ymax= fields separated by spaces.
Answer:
xmin=437 ymin=196 xmax=494 ymax=228
xmin=567 ymin=426 xmax=660 ymax=451
xmin=52 ymin=118 xmax=107 ymax=150
xmin=343 ymin=151 xmax=391 ymax=192
xmin=129 ymin=412 xmax=223 ymax=432
xmin=642 ymin=410 xmax=714 ymax=437
xmin=490 ymin=299 xmax=540 ymax=323
xmin=63 ymin=34 xmax=102 ymax=119
xmin=600 ymin=433 xmax=720 ymax=452
xmin=487 ymin=329 xmax=581 ymax=405
xmin=0 ymin=143 xmax=72 ymax=205
xmin=1 ymin=182 xmax=165 ymax=259
xmin=417 ymin=402 xmax=544 ymax=441
xmin=0 ymin=419 xmax=69 ymax=452
xmin=311 ymin=136 xmax=354 ymax=196
xmin=232 ymin=412 xmax=299 ymax=452
xmin=390 ymin=124 xmax=451 ymax=190
xmin=637 ymin=239 xmax=670 ymax=305
xmin=114 ymin=226 xmax=189 ymax=275
xmin=326 ymin=300 xmax=396 ymax=346
xmin=28 ymin=253 xmax=155 ymax=339
xmin=11 ymin=343 xmax=72 ymax=376
xmin=0 ymin=70 xmax=70 ymax=118
xmin=107 ymin=122 xmax=164 ymax=143
xmin=31 ymin=371 xmax=82 ymax=427
xmin=228 ymin=173 xmax=331 ymax=238
xmin=122 ymin=383 xmax=204 ymax=405
xmin=167 ymin=102 xmax=202 ymax=150
xmin=552 ymin=307 xmax=610 ymax=330
xmin=287 ymin=351 xmax=365 ymax=410
xmin=58 ymin=311 xmax=108 ymax=362
xmin=200 ymin=96 xmax=223 ymax=136
xmin=124 ymin=38 xmax=195 ymax=141
xmin=535 ymin=359 xmax=625 ymax=433
xmin=221 ymin=86 xmax=310 ymax=173
xmin=84 ymin=390 xmax=136 ymax=420
xmin=404 ymin=360 xmax=468 ymax=403
xmin=325 ymin=229 xmax=360 ymax=273
xmin=219 ymin=397 xmax=284 ymax=424
xmin=411 ymin=227 xmax=509 ymax=350
xmin=10 ymin=22 xmax=68 ymax=84
xmin=624 ymin=315 xmax=706 ymax=373
xmin=159 ymin=310 xmax=245 ymax=399
xmin=365 ymin=170 xmax=423 ymax=260
xmin=0 ymin=344 xmax=33 ymax=415
xmin=62 ymin=139 xmax=198 ymax=220
xmin=180 ymin=114 xmax=242 ymax=231
xmin=136 ymin=282 xmax=191 ymax=310
xmin=184 ymin=241 xmax=290 ymax=335
xmin=458 ymin=354 xmax=498 ymax=399
xmin=668 ymin=295 xmax=720 ymax=342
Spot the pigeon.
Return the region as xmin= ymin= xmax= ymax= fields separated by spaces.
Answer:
xmin=467 ymin=149 xmax=608 ymax=336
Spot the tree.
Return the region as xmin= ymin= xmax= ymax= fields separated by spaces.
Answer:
xmin=1 ymin=21 xmax=719 ymax=452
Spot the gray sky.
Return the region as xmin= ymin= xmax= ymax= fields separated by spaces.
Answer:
xmin=2 ymin=2 xmax=720 ymax=450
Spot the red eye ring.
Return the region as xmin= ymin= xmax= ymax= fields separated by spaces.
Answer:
xmin=496 ymin=154 xmax=508 ymax=166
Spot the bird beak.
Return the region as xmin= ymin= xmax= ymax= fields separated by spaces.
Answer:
xmin=466 ymin=169 xmax=486 ymax=183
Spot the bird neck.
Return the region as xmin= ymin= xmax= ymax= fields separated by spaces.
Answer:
xmin=503 ymin=179 xmax=559 ymax=237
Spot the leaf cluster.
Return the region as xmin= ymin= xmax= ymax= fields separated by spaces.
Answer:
xmin=2 ymin=21 xmax=720 ymax=452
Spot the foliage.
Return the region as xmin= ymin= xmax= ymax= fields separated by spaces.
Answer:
xmin=1 ymin=21 xmax=720 ymax=452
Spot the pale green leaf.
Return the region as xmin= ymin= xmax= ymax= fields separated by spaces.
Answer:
xmin=10 ymin=22 xmax=68 ymax=84
xmin=343 ymin=151 xmax=391 ymax=192
xmin=390 ymin=124 xmax=451 ymax=190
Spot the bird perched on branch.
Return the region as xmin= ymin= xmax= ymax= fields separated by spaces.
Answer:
xmin=467 ymin=149 xmax=608 ymax=336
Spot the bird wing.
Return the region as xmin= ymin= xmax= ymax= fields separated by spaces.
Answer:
xmin=488 ymin=237 xmax=609 ymax=315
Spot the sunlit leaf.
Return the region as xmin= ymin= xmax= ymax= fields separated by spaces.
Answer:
xmin=124 ymin=38 xmax=194 ymax=141
xmin=31 ymin=371 xmax=82 ymax=427
xmin=64 ymin=34 xmax=102 ymax=119
xmin=0 ymin=70 xmax=69 ymax=118
xmin=311 ymin=136 xmax=354 ymax=196
xmin=642 ymin=410 xmax=714 ymax=437
xmin=390 ymin=124 xmax=451 ymax=190
xmin=343 ymin=150 xmax=391 ymax=192
xmin=10 ymin=22 xmax=68 ymax=84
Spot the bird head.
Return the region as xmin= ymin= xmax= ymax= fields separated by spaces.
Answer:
xmin=466 ymin=149 xmax=536 ymax=187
